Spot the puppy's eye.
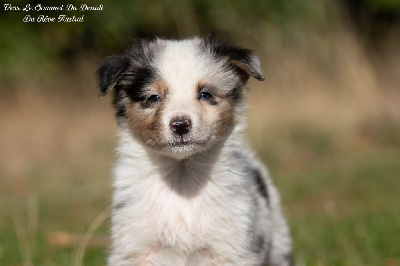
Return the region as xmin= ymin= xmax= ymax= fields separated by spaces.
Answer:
xmin=147 ymin=95 xmax=160 ymax=103
xmin=199 ymin=91 xmax=214 ymax=101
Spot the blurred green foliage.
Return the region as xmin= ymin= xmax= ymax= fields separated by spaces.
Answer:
xmin=1 ymin=0 xmax=399 ymax=83
xmin=368 ymin=0 xmax=400 ymax=10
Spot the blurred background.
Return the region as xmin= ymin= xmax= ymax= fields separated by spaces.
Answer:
xmin=1 ymin=0 xmax=399 ymax=265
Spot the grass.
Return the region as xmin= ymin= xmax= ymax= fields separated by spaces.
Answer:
xmin=277 ymin=154 xmax=400 ymax=266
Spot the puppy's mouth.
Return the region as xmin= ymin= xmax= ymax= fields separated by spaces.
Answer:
xmin=169 ymin=140 xmax=201 ymax=148
xmin=154 ymin=132 xmax=213 ymax=159
xmin=161 ymin=137 xmax=209 ymax=159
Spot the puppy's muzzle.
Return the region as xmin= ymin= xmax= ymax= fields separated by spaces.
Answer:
xmin=170 ymin=117 xmax=192 ymax=136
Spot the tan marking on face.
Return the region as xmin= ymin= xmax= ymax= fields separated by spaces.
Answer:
xmin=154 ymin=79 xmax=168 ymax=97
xmin=213 ymin=98 xmax=235 ymax=137
xmin=197 ymin=83 xmax=236 ymax=139
xmin=197 ymin=81 xmax=225 ymax=98
xmin=125 ymin=79 xmax=168 ymax=148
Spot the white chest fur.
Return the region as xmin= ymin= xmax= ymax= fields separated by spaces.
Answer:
xmin=111 ymin=130 xmax=254 ymax=260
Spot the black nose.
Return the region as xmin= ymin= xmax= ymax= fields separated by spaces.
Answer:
xmin=170 ymin=117 xmax=192 ymax=136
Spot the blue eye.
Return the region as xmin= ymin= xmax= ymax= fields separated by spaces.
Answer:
xmin=147 ymin=95 xmax=160 ymax=103
xmin=199 ymin=91 xmax=213 ymax=100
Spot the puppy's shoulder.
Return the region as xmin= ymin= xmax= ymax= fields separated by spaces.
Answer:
xmin=226 ymin=146 xmax=270 ymax=196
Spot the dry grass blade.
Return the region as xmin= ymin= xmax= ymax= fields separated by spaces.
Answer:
xmin=27 ymin=194 xmax=38 ymax=263
xmin=12 ymin=213 xmax=32 ymax=266
xmin=73 ymin=209 xmax=109 ymax=266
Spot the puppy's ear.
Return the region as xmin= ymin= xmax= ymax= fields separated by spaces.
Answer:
xmin=203 ymin=32 xmax=265 ymax=81
xmin=97 ymin=55 xmax=131 ymax=97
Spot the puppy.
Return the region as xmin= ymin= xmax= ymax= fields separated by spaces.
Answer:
xmin=97 ymin=33 xmax=292 ymax=266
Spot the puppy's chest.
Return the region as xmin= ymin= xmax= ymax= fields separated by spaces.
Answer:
xmin=128 ymin=173 xmax=241 ymax=250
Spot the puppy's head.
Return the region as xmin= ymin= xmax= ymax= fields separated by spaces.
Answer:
xmin=97 ymin=33 xmax=264 ymax=159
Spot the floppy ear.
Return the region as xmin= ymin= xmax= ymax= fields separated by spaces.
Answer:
xmin=97 ymin=55 xmax=131 ymax=97
xmin=203 ymin=32 xmax=265 ymax=81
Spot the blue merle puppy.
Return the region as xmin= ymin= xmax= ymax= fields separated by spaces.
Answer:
xmin=97 ymin=33 xmax=292 ymax=266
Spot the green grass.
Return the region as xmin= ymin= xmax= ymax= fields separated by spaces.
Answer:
xmin=272 ymin=153 xmax=400 ymax=266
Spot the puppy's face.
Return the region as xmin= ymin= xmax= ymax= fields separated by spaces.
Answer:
xmin=98 ymin=34 xmax=264 ymax=159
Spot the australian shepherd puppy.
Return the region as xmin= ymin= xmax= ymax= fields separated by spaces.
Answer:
xmin=97 ymin=33 xmax=292 ymax=266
